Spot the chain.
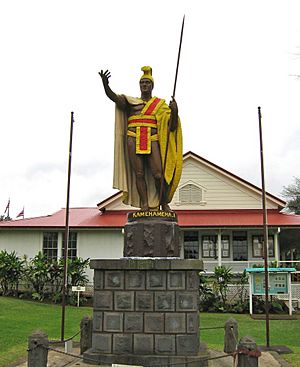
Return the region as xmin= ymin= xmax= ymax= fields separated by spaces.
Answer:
xmin=50 ymin=325 xmax=85 ymax=344
xmin=27 ymin=343 xmax=42 ymax=352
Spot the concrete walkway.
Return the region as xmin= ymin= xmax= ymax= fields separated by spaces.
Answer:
xmin=16 ymin=347 xmax=291 ymax=367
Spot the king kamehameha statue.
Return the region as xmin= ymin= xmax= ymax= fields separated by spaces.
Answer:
xmin=84 ymin=21 xmax=206 ymax=365
xmin=99 ymin=66 xmax=183 ymax=213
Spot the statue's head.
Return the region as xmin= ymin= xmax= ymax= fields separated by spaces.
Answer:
xmin=140 ymin=66 xmax=154 ymax=93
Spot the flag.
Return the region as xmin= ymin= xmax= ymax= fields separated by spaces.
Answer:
xmin=4 ymin=199 xmax=10 ymax=214
xmin=16 ymin=207 xmax=24 ymax=219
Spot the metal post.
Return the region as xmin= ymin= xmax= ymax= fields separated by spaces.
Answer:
xmin=258 ymin=106 xmax=270 ymax=347
xmin=61 ymin=111 xmax=75 ymax=341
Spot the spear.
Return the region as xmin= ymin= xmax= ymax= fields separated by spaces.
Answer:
xmin=160 ymin=15 xmax=185 ymax=208
xmin=172 ymin=15 xmax=185 ymax=99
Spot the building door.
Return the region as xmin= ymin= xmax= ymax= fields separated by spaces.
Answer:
xmin=232 ymin=231 xmax=248 ymax=261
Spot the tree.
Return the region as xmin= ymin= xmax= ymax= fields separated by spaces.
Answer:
xmin=282 ymin=177 xmax=300 ymax=214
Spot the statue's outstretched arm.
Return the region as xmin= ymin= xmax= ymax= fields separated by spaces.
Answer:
xmin=98 ymin=70 xmax=127 ymax=110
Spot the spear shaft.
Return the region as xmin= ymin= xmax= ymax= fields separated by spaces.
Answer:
xmin=160 ymin=16 xmax=185 ymax=207
xmin=172 ymin=15 xmax=185 ymax=98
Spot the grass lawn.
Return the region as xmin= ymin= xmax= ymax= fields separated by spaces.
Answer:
xmin=1 ymin=297 xmax=299 ymax=366
xmin=0 ymin=297 xmax=92 ymax=367
xmin=200 ymin=312 xmax=300 ymax=367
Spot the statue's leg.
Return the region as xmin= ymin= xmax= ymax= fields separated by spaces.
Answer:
xmin=127 ymin=137 xmax=149 ymax=211
xmin=148 ymin=142 xmax=171 ymax=212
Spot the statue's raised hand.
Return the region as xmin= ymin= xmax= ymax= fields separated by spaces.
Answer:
xmin=99 ymin=69 xmax=111 ymax=86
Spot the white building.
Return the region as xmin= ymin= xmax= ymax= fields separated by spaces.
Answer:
xmin=1 ymin=151 xmax=299 ymax=282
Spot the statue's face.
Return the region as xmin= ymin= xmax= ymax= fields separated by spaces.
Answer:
xmin=140 ymin=78 xmax=153 ymax=93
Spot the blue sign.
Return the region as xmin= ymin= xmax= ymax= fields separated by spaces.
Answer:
xmin=252 ymin=273 xmax=288 ymax=295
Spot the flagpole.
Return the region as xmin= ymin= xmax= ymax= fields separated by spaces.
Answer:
xmin=258 ymin=106 xmax=270 ymax=347
xmin=61 ymin=111 xmax=75 ymax=341
xmin=6 ymin=199 xmax=10 ymax=218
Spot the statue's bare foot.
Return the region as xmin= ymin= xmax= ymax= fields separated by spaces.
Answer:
xmin=140 ymin=204 xmax=149 ymax=211
xmin=162 ymin=203 xmax=173 ymax=212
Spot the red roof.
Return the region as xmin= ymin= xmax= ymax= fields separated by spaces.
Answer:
xmin=177 ymin=209 xmax=300 ymax=227
xmin=0 ymin=208 xmax=103 ymax=228
xmin=0 ymin=208 xmax=300 ymax=229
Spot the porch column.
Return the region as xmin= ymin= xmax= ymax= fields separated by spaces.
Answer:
xmin=57 ymin=232 xmax=63 ymax=260
xmin=217 ymin=230 xmax=222 ymax=266
xmin=249 ymin=274 xmax=253 ymax=315
xmin=288 ymin=273 xmax=293 ymax=316
xmin=274 ymin=228 xmax=280 ymax=265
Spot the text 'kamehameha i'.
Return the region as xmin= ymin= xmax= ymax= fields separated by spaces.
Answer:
xmin=127 ymin=210 xmax=178 ymax=223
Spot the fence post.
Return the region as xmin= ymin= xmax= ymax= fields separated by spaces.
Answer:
xmin=80 ymin=315 xmax=92 ymax=354
xmin=224 ymin=318 xmax=238 ymax=353
xmin=28 ymin=330 xmax=49 ymax=367
xmin=237 ymin=336 xmax=261 ymax=367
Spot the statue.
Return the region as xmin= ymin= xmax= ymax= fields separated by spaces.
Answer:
xmin=99 ymin=66 xmax=182 ymax=211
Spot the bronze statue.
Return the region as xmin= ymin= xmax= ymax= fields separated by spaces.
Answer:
xmin=99 ymin=66 xmax=182 ymax=211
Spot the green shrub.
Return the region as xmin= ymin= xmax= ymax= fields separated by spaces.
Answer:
xmin=0 ymin=250 xmax=25 ymax=296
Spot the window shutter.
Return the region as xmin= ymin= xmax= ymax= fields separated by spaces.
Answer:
xmin=179 ymin=184 xmax=202 ymax=203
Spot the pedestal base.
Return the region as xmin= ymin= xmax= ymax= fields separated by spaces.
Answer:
xmin=84 ymin=349 xmax=209 ymax=366
xmin=124 ymin=211 xmax=180 ymax=257
xmin=84 ymin=258 xmax=208 ymax=366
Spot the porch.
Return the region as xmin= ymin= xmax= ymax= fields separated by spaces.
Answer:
xmin=182 ymin=227 xmax=300 ymax=279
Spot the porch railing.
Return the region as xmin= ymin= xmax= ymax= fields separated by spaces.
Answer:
xmin=202 ymin=259 xmax=300 ymax=273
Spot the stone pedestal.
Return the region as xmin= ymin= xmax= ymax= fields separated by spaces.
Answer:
xmin=124 ymin=211 xmax=180 ymax=257
xmin=83 ymin=258 xmax=208 ymax=366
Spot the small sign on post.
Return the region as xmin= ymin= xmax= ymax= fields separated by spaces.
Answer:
xmin=71 ymin=286 xmax=86 ymax=307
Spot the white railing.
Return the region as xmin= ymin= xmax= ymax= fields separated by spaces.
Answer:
xmin=278 ymin=260 xmax=300 ymax=268
xmin=202 ymin=260 xmax=300 ymax=274
xmin=226 ymin=284 xmax=300 ymax=306
xmin=202 ymin=260 xmax=262 ymax=273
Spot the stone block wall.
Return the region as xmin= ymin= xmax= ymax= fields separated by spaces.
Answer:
xmin=87 ymin=259 xmax=202 ymax=359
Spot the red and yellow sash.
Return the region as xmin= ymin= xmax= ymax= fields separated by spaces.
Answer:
xmin=127 ymin=97 xmax=164 ymax=154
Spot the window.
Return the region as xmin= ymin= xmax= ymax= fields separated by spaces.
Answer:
xmin=221 ymin=236 xmax=230 ymax=258
xmin=179 ymin=184 xmax=202 ymax=203
xmin=183 ymin=231 xmax=199 ymax=259
xmin=62 ymin=232 xmax=77 ymax=259
xmin=201 ymin=235 xmax=230 ymax=258
xmin=43 ymin=232 xmax=58 ymax=260
xmin=252 ymin=235 xmax=274 ymax=257
xmin=202 ymin=235 xmax=217 ymax=258
xmin=232 ymin=231 xmax=248 ymax=261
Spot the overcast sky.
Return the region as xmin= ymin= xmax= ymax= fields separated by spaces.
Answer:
xmin=1 ymin=0 xmax=300 ymax=218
